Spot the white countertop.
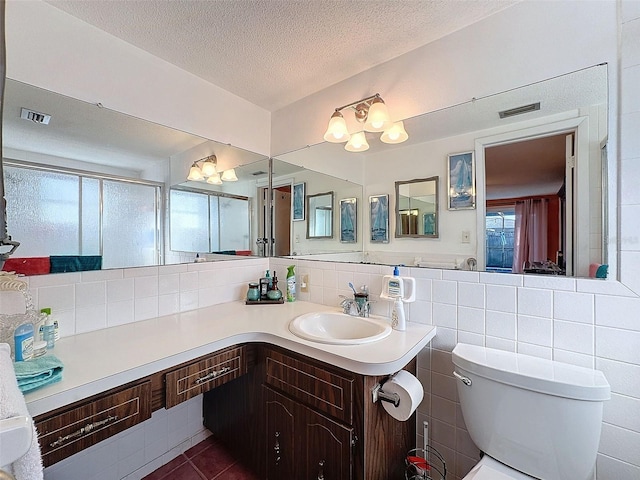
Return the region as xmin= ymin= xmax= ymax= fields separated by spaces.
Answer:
xmin=24 ymin=300 xmax=436 ymax=417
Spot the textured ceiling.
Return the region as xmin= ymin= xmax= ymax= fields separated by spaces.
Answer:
xmin=45 ymin=0 xmax=519 ymax=111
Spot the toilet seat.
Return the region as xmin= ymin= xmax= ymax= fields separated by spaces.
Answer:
xmin=462 ymin=455 xmax=536 ymax=480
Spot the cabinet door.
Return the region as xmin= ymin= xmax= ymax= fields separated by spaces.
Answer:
xmin=301 ymin=405 xmax=354 ymax=480
xmin=264 ymin=386 xmax=296 ymax=479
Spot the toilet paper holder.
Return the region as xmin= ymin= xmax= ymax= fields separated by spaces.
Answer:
xmin=372 ymin=377 xmax=400 ymax=407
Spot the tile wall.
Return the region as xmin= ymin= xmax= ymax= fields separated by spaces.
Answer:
xmin=269 ymin=255 xmax=640 ymax=480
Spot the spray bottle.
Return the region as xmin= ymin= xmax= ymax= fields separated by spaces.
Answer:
xmin=286 ymin=265 xmax=296 ymax=302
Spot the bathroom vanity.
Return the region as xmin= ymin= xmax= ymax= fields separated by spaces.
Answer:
xmin=24 ymin=301 xmax=435 ymax=479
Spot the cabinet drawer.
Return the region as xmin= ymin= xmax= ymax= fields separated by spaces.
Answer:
xmin=165 ymin=345 xmax=246 ymax=408
xmin=37 ymin=381 xmax=151 ymax=467
xmin=265 ymin=349 xmax=354 ymax=424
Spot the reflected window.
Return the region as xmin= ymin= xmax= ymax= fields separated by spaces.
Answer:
xmin=485 ymin=207 xmax=515 ymax=273
xmin=169 ymin=188 xmax=250 ymax=253
xmin=4 ymin=162 xmax=161 ymax=269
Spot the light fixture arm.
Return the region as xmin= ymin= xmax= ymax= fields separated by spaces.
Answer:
xmin=332 ymin=93 xmax=381 ymax=115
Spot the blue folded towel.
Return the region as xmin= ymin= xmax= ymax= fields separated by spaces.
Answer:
xmin=13 ymin=355 xmax=64 ymax=393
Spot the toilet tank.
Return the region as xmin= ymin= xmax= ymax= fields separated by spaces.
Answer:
xmin=452 ymin=344 xmax=610 ymax=480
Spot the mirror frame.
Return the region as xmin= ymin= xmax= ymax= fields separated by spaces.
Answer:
xmin=306 ymin=191 xmax=334 ymax=239
xmin=394 ymin=176 xmax=439 ymax=239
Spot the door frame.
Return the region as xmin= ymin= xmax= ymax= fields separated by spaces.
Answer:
xmin=474 ymin=115 xmax=590 ymax=273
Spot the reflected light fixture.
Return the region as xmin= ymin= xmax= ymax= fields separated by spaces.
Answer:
xmin=221 ymin=169 xmax=238 ymax=182
xmin=186 ymin=155 xmax=238 ymax=183
xmin=323 ymin=93 xmax=408 ymax=151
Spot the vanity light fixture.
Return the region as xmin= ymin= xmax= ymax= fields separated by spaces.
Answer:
xmin=323 ymin=93 xmax=408 ymax=151
xmin=186 ymin=155 xmax=238 ymax=183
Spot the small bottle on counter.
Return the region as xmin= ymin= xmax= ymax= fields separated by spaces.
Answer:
xmin=247 ymin=282 xmax=260 ymax=301
xmin=14 ymin=322 xmax=34 ymax=361
xmin=267 ymin=272 xmax=283 ymax=300
xmin=40 ymin=308 xmax=57 ymax=348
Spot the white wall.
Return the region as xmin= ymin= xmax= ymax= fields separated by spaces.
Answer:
xmin=5 ymin=0 xmax=271 ymax=157
xmin=271 ymin=1 xmax=616 ymax=156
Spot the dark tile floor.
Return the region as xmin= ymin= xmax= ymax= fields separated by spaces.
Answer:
xmin=143 ymin=436 xmax=259 ymax=480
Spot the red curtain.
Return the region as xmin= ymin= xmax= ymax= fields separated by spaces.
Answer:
xmin=512 ymin=199 xmax=548 ymax=273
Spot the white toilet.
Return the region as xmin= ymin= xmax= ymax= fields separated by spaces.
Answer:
xmin=452 ymin=343 xmax=610 ymax=480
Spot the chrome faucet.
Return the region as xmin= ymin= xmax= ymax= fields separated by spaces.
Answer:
xmin=339 ymin=295 xmax=372 ymax=317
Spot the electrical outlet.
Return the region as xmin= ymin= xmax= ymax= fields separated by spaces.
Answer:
xmin=462 ymin=231 xmax=471 ymax=243
xmin=300 ymin=274 xmax=309 ymax=292
xmin=295 ymin=234 xmax=300 ymax=243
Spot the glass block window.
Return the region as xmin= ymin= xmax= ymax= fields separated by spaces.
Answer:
xmin=169 ymin=188 xmax=249 ymax=253
xmin=4 ymin=162 xmax=161 ymax=269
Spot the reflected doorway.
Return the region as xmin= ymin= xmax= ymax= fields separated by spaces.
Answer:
xmin=485 ymin=132 xmax=572 ymax=275
xmin=258 ymin=185 xmax=291 ymax=257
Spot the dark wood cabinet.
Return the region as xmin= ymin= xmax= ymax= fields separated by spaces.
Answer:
xmin=206 ymin=345 xmax=415 ymax=480
xmin=264 ymin=385 xmax=354 ymax=480
xmin=264 ymin=386 xmax=297 ymax=479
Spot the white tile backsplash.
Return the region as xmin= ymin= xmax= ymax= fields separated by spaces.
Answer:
xmin=600 ymin=423 xmax=640 ymax=467
xmin=553 ymin=291 xmax=594 ymax=323
xmin=457 ymin=306 xmax=485 ymax=334
xmin=486 ymin=285 xmax=517 ymax=313
xmin=553 ymin=320 xmax=594 ymax=355
xmin=433 ymin=279 xmax=458 ymax=305
xmin=596 ymin=326 xmax=640 ymax=364
xmin=485 ymin=310 xmax=516 ymax=340
xmin=595 ymin=295 xmax=640 ymax=331
xmin=517 ymin=287 xmax=553 ymax=318
xmin=107 ymin=278 xmax=134 ymax=303
xmin=458 ymin=282 xmax=485 ymax=308
xmin=517 ymin=314 xmax=553 ymax=347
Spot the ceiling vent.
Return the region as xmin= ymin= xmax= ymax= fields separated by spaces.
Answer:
xmin=498 ymin=102 xmax=540 ymax=119
xmin=20 ymin=107 xmax=51 ymax=125
xmin=251 ymin=170 xmax=268 ymax=176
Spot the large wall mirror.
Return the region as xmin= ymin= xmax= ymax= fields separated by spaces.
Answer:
xmin=2 ymin=78 xmax=268 ymax=274
xmin=395 ymin=177 xmax=439 ymax=238
xmin=272 ymin=64 xmax=609 ymax=278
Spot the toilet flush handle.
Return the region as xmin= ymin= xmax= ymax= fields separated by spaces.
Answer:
xmin=453 ymin=370 xmax=472 ymax=386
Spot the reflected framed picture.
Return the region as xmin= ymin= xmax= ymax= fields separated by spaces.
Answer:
xmin=369 ymin=194 xmax=389 ymax=243
xmin=339 ymin=198 xmax=357 ymax=243
xmin=423 ymin=213 xmax=436 ymax=235
xmin=292 ymin=182 xmax=305 ymax=221
xmin=447 ymin=151 xmax=476 ymax=210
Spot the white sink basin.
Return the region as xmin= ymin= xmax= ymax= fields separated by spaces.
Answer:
xmin=289 ymin=311 xmax=392 ymax=345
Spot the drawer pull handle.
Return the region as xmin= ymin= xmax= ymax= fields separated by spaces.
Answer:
xmin=317 ymin=459 xmax=325 ymax=480
xmin=194 ymin=366 xmax=231 ymax=385
xmin=50 ymin=415 xmax=118 ymax=448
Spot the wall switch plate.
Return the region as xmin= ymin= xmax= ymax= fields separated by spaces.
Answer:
xmin=462 ymin=231 xmax=471 ymax=243
xmin=300 ymin=274 xmax=309 ymax=292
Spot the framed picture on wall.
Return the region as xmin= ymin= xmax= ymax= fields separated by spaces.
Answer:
xmin=369 ymin=194 xmax=389 ymax=243
xmin=339 ymin=198 xmax=357 ymax=243
xmin=292 ymin=182 xmax=305 ymax=221
xmin=447 ymin=151 xmax=476 ymax=210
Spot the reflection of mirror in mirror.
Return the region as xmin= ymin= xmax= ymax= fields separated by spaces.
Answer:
xmin=271 ymin=157 xmax=363 ymax=256
xmin=395 ymin=177 xmax=439 ymax=238
xmin=307 ymin=192 xmax=334 ymax=239
xmin=2 ymin=79 xmax=268 ymax=273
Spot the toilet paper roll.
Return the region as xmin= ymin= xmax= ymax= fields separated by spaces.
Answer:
xmin=381 ymin=370 xmax=424 ymax=421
